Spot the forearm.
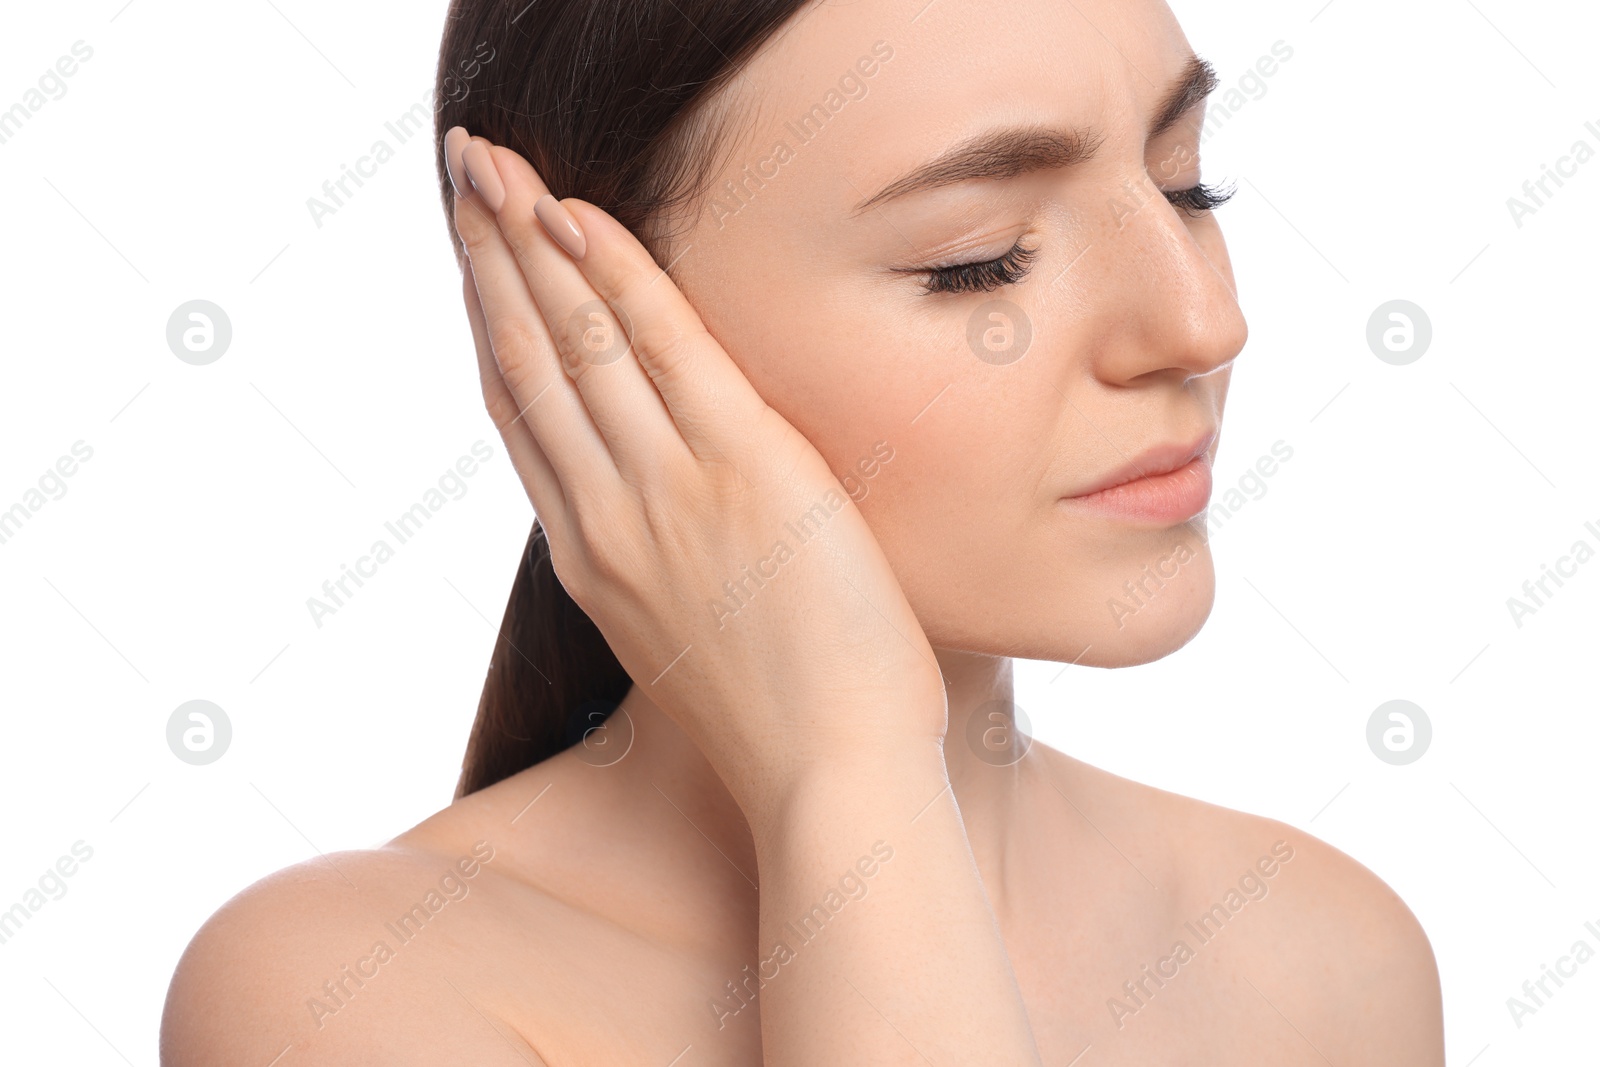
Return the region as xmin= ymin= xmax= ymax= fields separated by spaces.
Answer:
xmin=747 ymin=748 xmax=1042 ymax=1066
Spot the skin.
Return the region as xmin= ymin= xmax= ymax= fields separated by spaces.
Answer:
xmin=161 ymin=0 xmax=1445 ymax=1063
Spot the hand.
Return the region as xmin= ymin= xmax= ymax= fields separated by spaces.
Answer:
xmin=446 ymin=130 xmax=948 ymax=816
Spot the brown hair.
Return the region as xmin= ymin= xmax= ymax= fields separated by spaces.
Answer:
xmin=432 ymin=0 xmax=815 ymax=797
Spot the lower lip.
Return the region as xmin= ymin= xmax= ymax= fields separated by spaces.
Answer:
xmin=1060 ymin=454 xmax=1213 ymax=524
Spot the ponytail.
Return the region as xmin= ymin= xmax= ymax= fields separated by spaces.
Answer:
xmin=435 ymin=0 xmax=817 ymax=794
xmin=453 ymin=518 xmax=631 ymax=797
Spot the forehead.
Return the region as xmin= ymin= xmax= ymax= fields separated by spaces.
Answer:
xmin=684 ymin=0 xmax=1192 ymax=244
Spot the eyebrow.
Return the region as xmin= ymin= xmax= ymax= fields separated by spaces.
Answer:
xmin=849 ymin=53 xmax=1219 ymax=216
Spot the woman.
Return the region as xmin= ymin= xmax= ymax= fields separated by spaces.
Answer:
xmin=162 ymin=0 xmax=1446 ymax=1062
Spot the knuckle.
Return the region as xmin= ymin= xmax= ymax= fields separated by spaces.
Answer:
xmin=581 ymin=540 xmax=629 ymax=591
xmin=500 ymin=215 xmax=548 ymax=273
xmin=707 ymin=454 xmax=753 ymax=498
xmin=453 ymin=197 xmax=499 ymax=251
xmin=567 ymin=501 xmax=630 ymax=589
xmin=543 ymin=535 xmax=591 ymax=607
xmin=551 ymin=300 xmax=621 ymax=376
xmin=486 ymin=314 xmax=547 ymax=378
xmin=637 ymin=322 xmax=703 ymax=380
xmin=481 ymin=381 xmax=523 ymax=432
xmin=635 ymin=482 xmax=700 ymax=559
xmin=487 ymin=312 xmax=543 ymax=360
xmin=559 ymin=345 xmax=593 ymax=386
xmin=603 ymin=264 xmax=654 ymax=315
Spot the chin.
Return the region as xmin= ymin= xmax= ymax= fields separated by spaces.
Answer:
xmin=921 ymin=542 xmax=1218 ymax=667
xmin=1076 ymin=546 xmax=1217 ymax=666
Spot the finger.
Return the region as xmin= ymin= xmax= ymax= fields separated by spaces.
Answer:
xmin=554 ymin=197 xmax=771 ymax=462
xmin=453 ymin=165 xmax=617 ymax=495
xmin=480 ymin=142 xmax=685 ymax=478
xmin=462 ymin=260 xmax=568 ymax=535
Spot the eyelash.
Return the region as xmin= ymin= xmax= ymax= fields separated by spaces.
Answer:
xmin=1165 ymin=180 xmax=1236 ymax=217
xmin=905 ymin=241 xmax=1041 ymax=296
xmin=903 ymin=180 xmax=1235 ymax=296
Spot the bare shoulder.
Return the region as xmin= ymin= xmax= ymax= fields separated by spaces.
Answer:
xmin=1041 ymin=749 xmax=1445 ymax=1064
xmin=160 ymin=830 xmax=549 ymax=1066
xmin=1203 ymin=806 xmax=1444 ymax=1063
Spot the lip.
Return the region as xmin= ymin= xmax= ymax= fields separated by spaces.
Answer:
xmin=1060 ymin=431 xmax=1218 ymax=524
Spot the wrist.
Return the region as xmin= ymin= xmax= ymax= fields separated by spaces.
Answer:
xmin=739 ymin=739 xmax=950 ymax=848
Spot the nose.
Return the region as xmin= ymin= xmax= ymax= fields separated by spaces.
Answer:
xmin=1085 ymin=182 xmax=1248 ymax=385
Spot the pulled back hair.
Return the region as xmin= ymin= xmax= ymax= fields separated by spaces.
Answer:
xmin=432 ymin=0 xmax=815 ymax=798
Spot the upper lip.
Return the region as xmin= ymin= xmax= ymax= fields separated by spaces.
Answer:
xmin=1066 ymin=429 xmax=1218 ymax=498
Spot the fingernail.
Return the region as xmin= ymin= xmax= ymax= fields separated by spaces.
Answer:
xmin=534 ymin=194 xmax=587 ymax=260
xmin=444 ymin=126 xmax=472 ymax=199
xmin=461 ymin=140 xmax=506 ymax=212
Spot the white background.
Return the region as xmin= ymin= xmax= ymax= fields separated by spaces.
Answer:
xmin=1 ymin=0 xmax=1595 ymax=1062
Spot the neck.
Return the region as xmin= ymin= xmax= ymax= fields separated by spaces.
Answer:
xmin=593 ymin=649 xmax=1034 ymax=891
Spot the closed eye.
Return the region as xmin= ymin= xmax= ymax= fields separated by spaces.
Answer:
xmin=893 ymin=176 xmax=1228 ymax=297
xmin=1164 ymin=180 xmax=1235 ymax=217
xmin=894 ymin=240 xmax=1040 ymax=296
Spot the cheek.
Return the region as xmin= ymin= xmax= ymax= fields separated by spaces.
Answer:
xmin=703 ymin=285 xmax=954 ymax=482
xmin=713 ymin=288 xmax=1065 ymax=528
xmin=688 ymin=253 xmax=1062 ymax=565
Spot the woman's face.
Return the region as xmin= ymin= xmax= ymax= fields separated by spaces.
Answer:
xmin=666 ymin=0 xmax=1247 ymax=667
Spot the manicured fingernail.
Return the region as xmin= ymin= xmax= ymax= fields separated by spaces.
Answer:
xmin=444 ymin=126 xmax=471 ymax=199
xmin=461 ymin=140 xmax=505 ymax=212
xmin=534 ymin=194 xmax=587 ymax=260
